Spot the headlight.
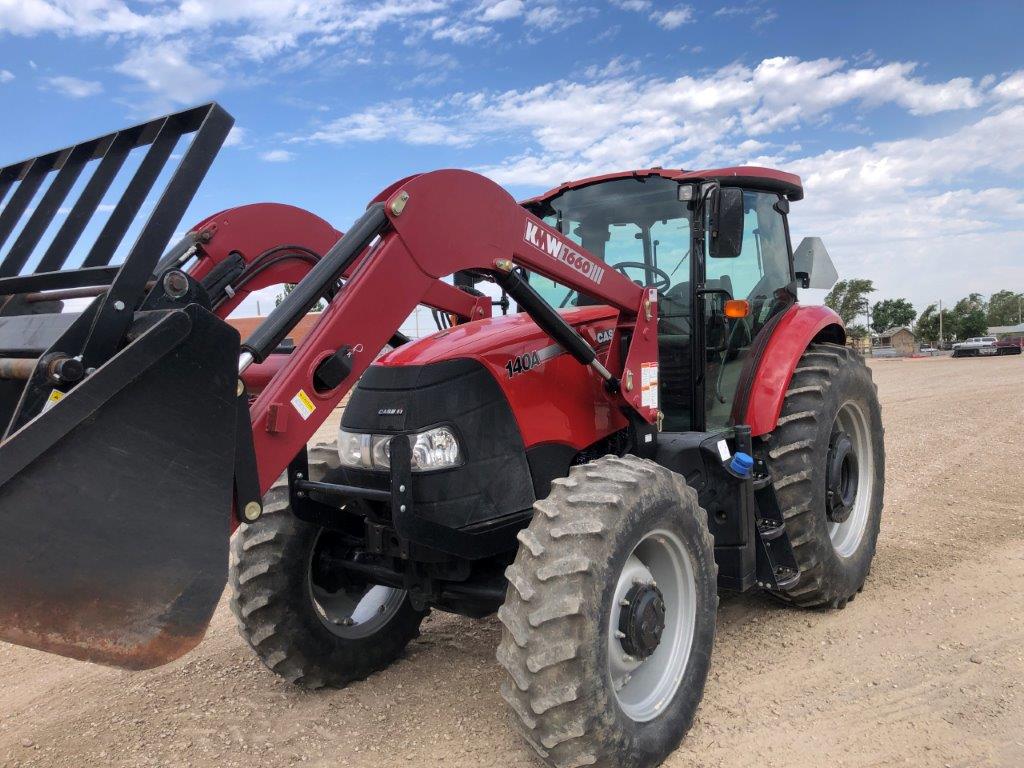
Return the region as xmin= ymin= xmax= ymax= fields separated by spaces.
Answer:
xmin=337 ymin=426 xmax=463 ymax=473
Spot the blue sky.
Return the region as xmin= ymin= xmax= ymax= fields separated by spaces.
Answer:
xmin=1 ymin=0 xmax=1023 ymax=322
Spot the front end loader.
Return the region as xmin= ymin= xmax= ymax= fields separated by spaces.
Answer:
xmin=0 ymin=105 xmax=884 ymax=768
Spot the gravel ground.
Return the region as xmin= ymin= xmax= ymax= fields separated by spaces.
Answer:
xmin=1 ymin=355 xmax=1022 ymax=768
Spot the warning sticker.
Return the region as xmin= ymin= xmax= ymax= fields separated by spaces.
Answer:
xmin=41 ymin=389 xmax=65 ymax=413
xmin=290 ymin=389 xmax=316 ymax=420
xmin=640 ymin=362 xmax=659 ymax=410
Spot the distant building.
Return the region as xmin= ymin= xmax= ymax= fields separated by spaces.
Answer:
xmin=229 ymin=313 xmax=322 ymax=348
xmin=872 ymin=326 xmax=916 ymax=357
xmin=987 ymin=322 xmax=1024 ymax=342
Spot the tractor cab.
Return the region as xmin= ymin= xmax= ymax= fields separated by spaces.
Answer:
xmin=523 ymin=168 xmax=802 ymax=432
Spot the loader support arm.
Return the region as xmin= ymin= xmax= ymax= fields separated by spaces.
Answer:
xmin=248 ymin=169 xmax=659 ymax=497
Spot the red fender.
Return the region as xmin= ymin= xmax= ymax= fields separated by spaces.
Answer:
xmin=743 ymin=304 xmax=845 ymax=436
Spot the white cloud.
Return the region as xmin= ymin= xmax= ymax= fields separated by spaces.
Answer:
xmin=44 ymin=75 xmax=103 ymax=98
xmin=292 ymin=54 xmax=1022 ymax=308
xmin=611 ymin=0 xmax=693 ymax=27
xmin=304 ymin=56 xmax=991 ymax=189
xmin=610 ymin=0 xmax=651 ymax=11
xmin=478 ymin=0 xmax=524 ymax=21
xmin=0 ymin=69 xmax=13 ymax=83
xmin=224 ymin=126 xmax=248 ymax=147
xmin=993 ymin=70 xmax=1024 ymax=102
xmin=114 ymin=41 xmax=223 ymax=105
xmin=0 ymin=0 xmax=149 ymax=36
xmin=582 ymin=56 xmax=639 ymax=80
xmin=302 ymin=102 xmax=473 ymax=146
xmin=259 ymin=149 xmax=295 ymax=162
xmin=0 ymin=0 xmax=448 ymax=40
xmin=653 ymin=5 xmax=694 ymax=29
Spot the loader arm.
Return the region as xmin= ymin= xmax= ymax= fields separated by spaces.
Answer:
xmin=240 ymin=169 xmax=659 ymax=497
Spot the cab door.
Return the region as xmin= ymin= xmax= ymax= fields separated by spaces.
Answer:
xmin=700 ymin=189 xmax=795 ymax=431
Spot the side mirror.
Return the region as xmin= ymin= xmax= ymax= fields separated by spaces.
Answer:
xmin=709 ymin=186 xmax=744 ymax=258
xmin=792 ymin=237 xmax=839 ymax=290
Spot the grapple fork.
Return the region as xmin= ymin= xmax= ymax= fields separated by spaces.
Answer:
xmin=0 ymin=104 xmax=239 ymax=668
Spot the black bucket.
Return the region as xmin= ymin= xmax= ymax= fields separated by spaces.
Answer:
xmin=0 ymin=304 xmax=238 ymax=669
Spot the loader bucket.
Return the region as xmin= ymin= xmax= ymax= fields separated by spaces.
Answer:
xmin=0 ymin=305 xmax=239 ymax=669
xmin=0 ymin=103 xmax=239 ymax=668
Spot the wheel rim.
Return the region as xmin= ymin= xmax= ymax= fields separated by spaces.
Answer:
xmin=307 ymin=533 xmax=406 ymax=639
xmin=608 ymin=529 xmax=697 ymax=722
xmin=828 ymin=401 xmax=874 ymax=558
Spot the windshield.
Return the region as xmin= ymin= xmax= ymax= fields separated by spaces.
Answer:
xmin=525 ymin=176 xmax=692 ymax=307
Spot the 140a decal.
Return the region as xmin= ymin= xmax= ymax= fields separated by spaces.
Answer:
xmin=504 ymin=343 xmax=564 ymax=378
xmin=505 ymin=351 xmax=540 ymax=378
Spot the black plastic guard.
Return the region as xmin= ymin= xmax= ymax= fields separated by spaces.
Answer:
xmin=0 ymin=304 xmax=239 ymax=669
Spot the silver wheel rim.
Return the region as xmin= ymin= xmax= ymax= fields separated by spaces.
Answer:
xmin=307 ymin=534 xmax=406 ymax=639
xmin=829 ymin=401 xmax=874 ymax=558
xmin=608 ymin=529 xmax=697 ymax=722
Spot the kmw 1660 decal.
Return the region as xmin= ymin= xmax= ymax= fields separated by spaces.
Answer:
xmin=523 ymin=221 xmax=606 ymax=285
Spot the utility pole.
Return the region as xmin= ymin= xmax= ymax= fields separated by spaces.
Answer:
xmin=938 ymin=299 xmax=943 ymax=345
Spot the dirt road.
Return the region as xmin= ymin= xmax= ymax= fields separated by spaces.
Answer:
xmin=2 ymin=356 xmax=1022 ymax=768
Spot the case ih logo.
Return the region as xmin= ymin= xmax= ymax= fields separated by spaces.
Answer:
xmin=523 ymin=222 xmax=605 ymax=285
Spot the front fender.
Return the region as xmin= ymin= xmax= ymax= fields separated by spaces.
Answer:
xmin=743 ymin=305 xmax=845 ymax=436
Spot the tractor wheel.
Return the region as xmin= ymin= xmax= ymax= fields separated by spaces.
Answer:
xmin=764 ymin=343 xmax=885 ymax=608
xmin=497 ymin=455 xmax=718 ymax=768
xmin=229 ymin=444 xmax=426 ymax=689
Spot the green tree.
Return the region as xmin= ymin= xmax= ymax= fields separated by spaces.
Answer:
xmin=845 ymin=323 xmax=870 ymax=341
xmin=950 ymin=294 xmax=988 ymax=340
xmin=824 ymin=279 xmax=875 ymax=326
xmin=275 ymin=283 xmax=326 ymax=312
xmin=914 ymin=304 xmax=942 ymax=344
xmin=956 ymin=308 xmax=989 ymax=339
xmin=870 ymin=298 xmax=916 ymax=334
xmin=985 ymin=290 xmax=1024 ymax=327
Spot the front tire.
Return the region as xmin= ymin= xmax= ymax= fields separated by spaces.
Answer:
xmin=229 ymin=446 xmax=426 ymax=689
xmin=497 ymin=455 xmax=718 ymax=768
xmin=764 ymin=343 xmax=885 ymax=608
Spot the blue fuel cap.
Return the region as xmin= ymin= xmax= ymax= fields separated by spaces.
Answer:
xmin=730 ymin=451 xmax=754 ymax=477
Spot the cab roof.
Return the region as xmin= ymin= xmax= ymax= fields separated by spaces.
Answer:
xmin=521 ymin=166 xmax=804 ymax=206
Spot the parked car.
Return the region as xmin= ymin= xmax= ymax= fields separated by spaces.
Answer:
xmin=952 ymin=336 xmax=998 ymax=357
xmin=995 ymin=338 xmax=1023 ymax=355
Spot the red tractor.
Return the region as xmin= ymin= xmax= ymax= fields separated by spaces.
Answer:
xmin=0 ymin=105 xmax=883 ymax=768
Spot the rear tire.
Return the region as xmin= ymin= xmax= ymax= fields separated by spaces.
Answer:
xmin=497 ymin=455 xmax=717 ymax=768
xmin=229 ymin=445 xmax=426 ymax=689
xmin=764 ymin=343 xmax=885 ymax=608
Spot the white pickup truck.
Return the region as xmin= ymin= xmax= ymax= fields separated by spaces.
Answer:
xmin=952 ymin=336 xmax=998 ymax=357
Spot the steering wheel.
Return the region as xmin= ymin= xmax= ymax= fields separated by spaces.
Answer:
xmin=613 ymin=262 xmax=671 ymax=292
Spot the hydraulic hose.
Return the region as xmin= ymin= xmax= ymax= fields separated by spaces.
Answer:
xmin=239 ymin=203 xmax=388 ymax=365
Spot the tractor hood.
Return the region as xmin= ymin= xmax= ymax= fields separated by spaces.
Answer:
xmin=358 ymin=303 xmax=627 ymax=461
xmin=377 ymin=305 xmax=618 ymax=368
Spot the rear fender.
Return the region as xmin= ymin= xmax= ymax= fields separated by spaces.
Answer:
xmin=742 ymin=305 xmax=845 ymax=436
